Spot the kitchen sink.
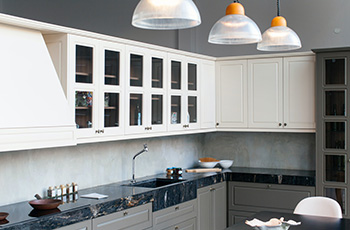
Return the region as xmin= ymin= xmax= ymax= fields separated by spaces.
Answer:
xmin=123 ymin=178 xmax=186 ymax=188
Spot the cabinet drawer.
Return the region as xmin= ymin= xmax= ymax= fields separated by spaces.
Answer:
xmin=92 ymin=203 xmax=152 ymax=230
xmin=228 ymin=182 xmax=315 ymax=212
xmin=55 ymin=220 xmax=92 ymax=230
xmin=159 ymin=217 xmax=196 ymax=230
xmin=153 ymin=199 xmax=197 ymax=230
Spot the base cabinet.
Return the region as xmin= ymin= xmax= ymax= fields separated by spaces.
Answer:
xmin=92 ymin=203 xmax=152 ymax=230
xmin=197 ymin=182 xmax=227 ymax=230
xmin=55 ymin=220 xmax=92 ymax=230
xmin=228 ymin=182 xmax=315 ymax=224
xmin=153 ymin=199 xmax=197 ymax=230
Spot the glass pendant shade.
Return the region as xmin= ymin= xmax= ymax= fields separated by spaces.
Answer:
xmin=257 ymin=14 xmax=301 ymax=51
xmin=132 ymin=0 xmax=201 ymax=30
xmin=208 ymin=3 xmax=262 ymax=45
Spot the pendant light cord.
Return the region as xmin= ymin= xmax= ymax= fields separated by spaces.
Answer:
xmin=277 ymin=0 xmax=280 ymax=16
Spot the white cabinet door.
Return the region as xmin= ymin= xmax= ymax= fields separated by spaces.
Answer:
xmin=248 ymin=58 xmax=283 ymax=128
xmin=283 ymin=56 xmax=315 ymax=129
xmin=201 ymin=60 xmax=216 ymax=129
xmin=216 ymin=60 xmax=248 ymax=128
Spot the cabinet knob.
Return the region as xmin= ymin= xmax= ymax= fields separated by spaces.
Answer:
xmin=175 ymin=227 xmax=179 ymax=230
xmin=100 ymin=129 xmax=104 ymax=133
xmin=267 ymin=185 xmax=272 ymax=189
xmin=284 ymin=123 xmax=287 ymax=127
xmin=216 ymin=123 xmax=219 ymax=126
xmin=149 ymin=126 xmax=152 ymax=130
xmin=279 ymin=123 xmax=282 ymax=127
xmin=95 ymin=130 xmax=100 ymax=134
xmin=175 ymin=206 xmax=179 ymax=211
xmin=145 ymin=127 xmax=149 ymax=130
xmin=210 ymin=187 xmax=215 ymax=192
xmin=123 ymin=211 xmax=128 ymax=216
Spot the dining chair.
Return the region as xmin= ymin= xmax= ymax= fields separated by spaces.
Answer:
xmin=293 ymin=196 xmax=343 ymax=218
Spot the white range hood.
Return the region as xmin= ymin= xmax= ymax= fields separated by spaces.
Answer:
xmin=0 ymin=23 xmax=76 ymax=152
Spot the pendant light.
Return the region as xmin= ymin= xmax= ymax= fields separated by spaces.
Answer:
xmin=132 ymin=0 xmax=201 ymax=30
xmin=208 ymin=0 xmax=262 ymax=45
xmin=257 ymin=0 xmax=301 ymax=51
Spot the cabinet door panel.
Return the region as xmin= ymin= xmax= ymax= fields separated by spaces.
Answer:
xmin=201 ymin=60 xmax=216 ymax=129
xmin=197 ymin=187 xmax=211 ymax=230
xmin=284 ymin=56 xmax=315 ymax=129
xmin=216 ymin=60 xmax=247 ymax=128
xmin=248 ymin=58 xmax=283 ymax=128
xmin=213 ymin=182 xmax=227 ymax=230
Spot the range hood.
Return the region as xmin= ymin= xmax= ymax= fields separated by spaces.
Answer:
xmin=0 ymin=23 xmax=76 ymax=152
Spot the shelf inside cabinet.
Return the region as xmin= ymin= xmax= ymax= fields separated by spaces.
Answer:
xmin=104 ymin=106 xmax=117 ymax=109
xmin=76 ymin=106 xmax=91 ymax=109
xmin=130 ymin=76 xmax=140 ymax=80
xmin=105 ymin=74 xmax=117 ymax=79
xmin=76 ymin=72 xmax=90 ymax=76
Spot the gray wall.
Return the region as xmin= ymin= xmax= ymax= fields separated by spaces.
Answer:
xmin=0 ymin=0 xmax=349 ymax=56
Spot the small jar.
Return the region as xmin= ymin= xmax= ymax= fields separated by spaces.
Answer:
xmin=60 ymin=184 xmax=67 ymax=196
xmin=66 ymin=183 xmax=72 ymax=194
xmin=72 ymin=182 xmax=79 ymax=193
xmin=55 ymin=186 xmax=62 ymax=196
xmin=166 ymin=168 xmax=173 ymax=176
xmin=47 ymin=186 xmax=56 ymax=198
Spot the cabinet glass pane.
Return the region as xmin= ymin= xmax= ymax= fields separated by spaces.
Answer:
xmin=171 ymin=61 xmax=181 ymax=89
xmin=75 ymin=91 xmax=93 ymax=129
xmin=325 ymin=91 xmax=346 ymax=116
xmin=188 ymin=63 xmax=197 ymax=91
xmin=325 ymin=122 xmax=346 ymax=149
xmin=152 ymin=58 xmax=163 ymax=88
xmin=104 ymin=93 xmax=119 ymax=127
xmin=171 ymin=96 xmax=181 ymax=124
xmin=130 ymin=54 xmax=143 ymax=87
xmin=324 ymin=187 xmax=346 ymax=214
xmin=325 ymin=155 xmax=346 ymax=182
xmin=76 ymin=45 xmax=93 ymax=83
xmin=152 ymin=95 xmax=163 ymax=125
xmin=130 ymin=94 xmax=142 ymax=126
xmin=188 ymin=96 xmax=197 ymax=123
xmin=104 ymin=50 xmax=120 ymax=85
xmin=325 ymin=58 xmax=346 ymax=85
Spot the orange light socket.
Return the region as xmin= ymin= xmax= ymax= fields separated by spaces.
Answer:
xmin=226 ymin=3 xmax=245 ymax=15
xmin=271 ymin=16 xmax=287 ymax=27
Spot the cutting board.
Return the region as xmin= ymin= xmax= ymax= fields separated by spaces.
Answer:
xmin=185 ymin=168 xmax=222 ymax=173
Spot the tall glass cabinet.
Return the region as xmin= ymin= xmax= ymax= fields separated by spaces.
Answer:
xmin=315 ymin=48 xmax=350 ymax=218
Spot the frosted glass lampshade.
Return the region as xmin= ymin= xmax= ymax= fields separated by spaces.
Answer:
xmin=208 ymin=14 xmax=262 ymax=44
xmin=132 ymin=0 xmax=201 ymax=30
xmin=257 ymin=26 xmax=302 ymax=51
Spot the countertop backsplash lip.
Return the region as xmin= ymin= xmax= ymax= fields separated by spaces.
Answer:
xmin=0 ymin=167 xmax=315 ymax=230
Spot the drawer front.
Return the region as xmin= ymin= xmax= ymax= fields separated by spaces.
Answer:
xmin=160 ymin=218 xmax=196 ymax=230
xmin=153 ymin=199 xmax=197 ymax=230
xmin=55 ymin=220 xmax=92 ymax=230
xmin=93 ymin=203 xmax=152 ymax=230
xmin=229 ymin=182 xmax=315 ymax=212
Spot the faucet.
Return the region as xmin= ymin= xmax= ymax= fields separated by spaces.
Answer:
xmin=131 ymin=144 xmax=148 ymax=184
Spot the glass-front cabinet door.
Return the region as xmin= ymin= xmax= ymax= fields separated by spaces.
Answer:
xmin=72 ymin=35 xmax=125 ymax=139
xmin=168 ymin=54 xmax=200 ymax=131
xmin=125 ymin=46 xmax=167 ymax=134
xmin=316 ymin=51 xmax=349 ymax=217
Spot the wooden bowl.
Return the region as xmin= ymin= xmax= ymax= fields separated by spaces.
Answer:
xmin=0 ymin=212 xmax=8 ymax=221
xmin=29 ymin=199 xmax=63 ymax=210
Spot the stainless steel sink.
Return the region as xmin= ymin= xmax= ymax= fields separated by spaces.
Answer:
xmin=123 ymin=178 xmax=186 ymax=188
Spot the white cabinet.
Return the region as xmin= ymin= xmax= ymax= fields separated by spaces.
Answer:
xmin=168 ymin=54 xmax=200 ymax=132
xmin=197 ymin=182 xmax=227 ymax=230
xmin=216 ymin=60 xmax=248 ymax=128
xmin=125 ymin=46 xmax=167 ymax=135
xmin=248 ymin=58 xmax=283 ymax=128
xmin=216 ymin=54 xmax=315 ymax=132
xmin=92 ymin=203 xmax=152 ymax=230
xmin=55 ymin=220 xmax=91 ymax=230
xmin=201 ymin=60 xmax=216 ymax=130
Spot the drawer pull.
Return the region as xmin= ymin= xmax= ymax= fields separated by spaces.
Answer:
xmin=123 ymin=211 xmax=128 ymax=216
xmin=100 ymin=129 xmax=104 ymax=133
xmin=267 ymin=185 xmax=272 ymax=189
xmin=175 ymin=227 xmax=179 ymax=230
xmin=175 ymin=206 xmax=179 ymax=211
xmin=210 ymin=187 xmax=215 ymax=192
xmin=95 ymin=130 xmax=100 ymax=134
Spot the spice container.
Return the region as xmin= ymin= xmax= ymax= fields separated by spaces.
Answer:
xmin=72 ymin=182 xmax=79 ymax=193
xmin=55 ymin=186 xmax=62 ymax=196
xmin=47 ymin=186 xmax=56 ymax=198
xmin=60 ymin=184 xmax=66 ymax=196
xmin=66 ymin=183 xmax=72 ymax=194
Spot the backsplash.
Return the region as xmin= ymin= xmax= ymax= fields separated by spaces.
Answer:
xmin=201 ymin=132 xmax=315 ymax=170
xmin=0 ymin=132 xmax=315 ymax=206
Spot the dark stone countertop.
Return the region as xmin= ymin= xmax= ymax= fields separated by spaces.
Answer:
xmin=0 ymin=167 xmax=315 ymax=230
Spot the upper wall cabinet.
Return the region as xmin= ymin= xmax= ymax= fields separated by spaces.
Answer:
xmin=216 ymin=55 xmax=315 ymax=132
xmin=45 ymin=34 xmax=125 ymax=143
xmin=201 ymin=60 xmax=216 ymax=129
xmin=125 ymin=45 xmax=167 ymax=135
xmin=168 ymin=54 xmax=201 ymax=131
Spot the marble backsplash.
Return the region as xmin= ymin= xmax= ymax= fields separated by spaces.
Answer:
xmin=0 ymin=132 xmax=315 ymax=206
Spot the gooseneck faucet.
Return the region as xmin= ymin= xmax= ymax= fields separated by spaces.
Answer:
xmin=131 ymin=144 xmax=148 ymax=184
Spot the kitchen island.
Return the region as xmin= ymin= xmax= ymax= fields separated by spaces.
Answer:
xmin=0 ymin=167 xmax=315 ymax=229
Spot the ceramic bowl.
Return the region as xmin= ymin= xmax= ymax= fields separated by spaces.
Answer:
xmin=219 ymin=160 xmax=233 ymax=169
xmin=198 ymin=160 xmax=218 ymax=168
xmin=0 ymin=212 xmax=9 ymax=221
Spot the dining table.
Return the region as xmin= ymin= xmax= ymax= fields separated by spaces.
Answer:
xmin=225 ymin=211 xmax=350 ymax=230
